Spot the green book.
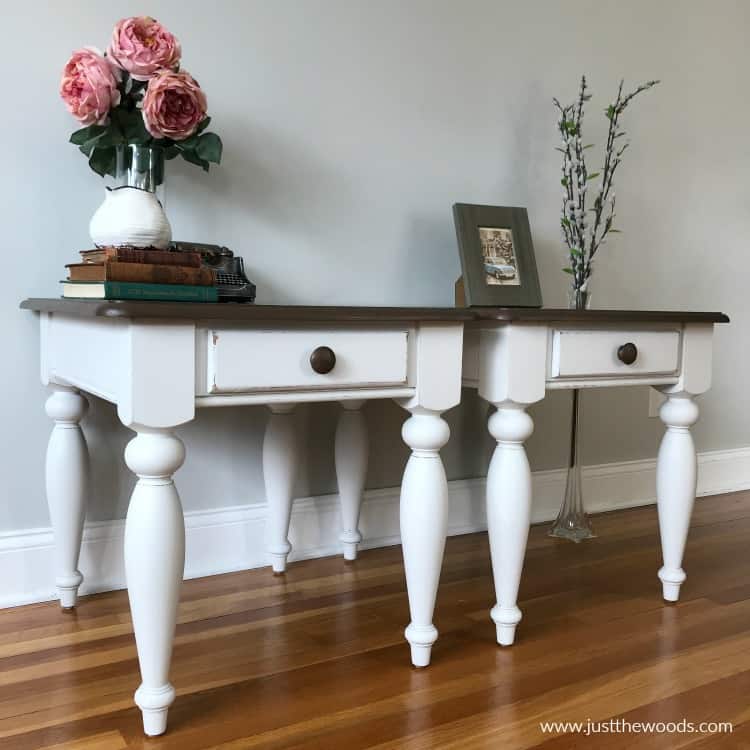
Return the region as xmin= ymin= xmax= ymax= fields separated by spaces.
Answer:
xmin=61 ymin=280 xmax=219 ymax=303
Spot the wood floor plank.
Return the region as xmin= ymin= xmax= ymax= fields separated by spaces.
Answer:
xmin=1 ymin=492 xmax=747 ymax=749
xmin=38 ymin=730 xmax=128 ymax=750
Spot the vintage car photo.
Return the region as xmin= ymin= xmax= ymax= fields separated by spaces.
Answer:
xmin=478 ymin=227 xmax=520 ymax=286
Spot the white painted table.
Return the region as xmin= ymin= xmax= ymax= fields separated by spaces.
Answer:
xmin=462 ymin=308 xmax=728 ymax=647
xmin=22 ymin=298 xmax=471 ymax=736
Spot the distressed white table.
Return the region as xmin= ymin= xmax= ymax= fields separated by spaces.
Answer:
xmin=462 ymin=308 xmax=729 ymax=647
xmin=22 ymin=298 xmax=471 ymax=736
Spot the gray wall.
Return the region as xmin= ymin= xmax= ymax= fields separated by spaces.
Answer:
xmin=2 ymin=0 xmax=746 ymax=531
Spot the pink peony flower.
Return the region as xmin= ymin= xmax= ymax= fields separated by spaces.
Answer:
xmin=60 ymin=47 xmax=121 ymax=126
xmin=107 ymin=16 xmax=181 ymax=81
xmin=141 ymin=70 xmax=207 ymax=140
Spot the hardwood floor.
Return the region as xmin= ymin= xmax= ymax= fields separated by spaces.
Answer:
xmin=2 ymin=491 xmax=750 ymax=749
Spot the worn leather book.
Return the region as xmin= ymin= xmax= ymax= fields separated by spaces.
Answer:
xmin=79 ymin=247 xmax=202 ymax=267
xmin=66 ymin=261 xmax=215 ymax=286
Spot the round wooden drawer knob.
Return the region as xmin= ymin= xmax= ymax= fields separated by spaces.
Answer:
xmin=617 ymin=342 xmax=638 ymax=365
xmin=310 ymin=346 xmax=336 ymax=374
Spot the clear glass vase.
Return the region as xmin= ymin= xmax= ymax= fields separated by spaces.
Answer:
xmin=549 ymin=285 xmax=596 ymax=542
xmin=568 ymin=287 xmax=591 ymax=311
xmin=90 ymin=144 xmax=171 ymax=248
xmin=114 ymin=144 xmax=166 ymax=204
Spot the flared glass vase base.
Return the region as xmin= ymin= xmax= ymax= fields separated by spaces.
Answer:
xmin=549 ymin=284 xmax=595 ymax=542
xmin=548 ymin=464 xmax=596 ymax=543
xmin=548 ymin=518 xmax=596 ymax=543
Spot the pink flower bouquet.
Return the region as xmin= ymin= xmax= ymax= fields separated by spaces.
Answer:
xmin=60 ymin=16 xmax=222 ymax=177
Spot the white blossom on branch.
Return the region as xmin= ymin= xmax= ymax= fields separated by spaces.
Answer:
xmin=554 ymin=76 xmax=659 ymax=291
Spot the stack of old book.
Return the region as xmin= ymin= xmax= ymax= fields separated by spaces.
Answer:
xmin=62 ymin=246 xmax=218 ymax=302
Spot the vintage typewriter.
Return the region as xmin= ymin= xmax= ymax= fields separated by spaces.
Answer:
xmin=170 ymin=242 xmax=256 ymax=302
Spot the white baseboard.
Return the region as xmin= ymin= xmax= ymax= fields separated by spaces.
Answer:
xmin=1 ymin=446 xmax=749 ymax=609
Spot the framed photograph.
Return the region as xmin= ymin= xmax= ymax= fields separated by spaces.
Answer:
xmin=453 ymin=203 xmax=542 ymax=307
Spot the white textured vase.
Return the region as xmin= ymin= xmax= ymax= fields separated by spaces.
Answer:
xmin=89 ymin=186 xmax=172 ymax=249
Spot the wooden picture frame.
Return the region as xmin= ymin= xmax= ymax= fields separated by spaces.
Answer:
xmin=453 ymin=203 xmax=542 ymax=307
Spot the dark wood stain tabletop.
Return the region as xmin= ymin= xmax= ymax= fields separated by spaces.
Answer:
xmin=20 ymin=298 xmax=729 ymax=324
xmin=470 ymin=307 xmax=729 ymax=324
xmin=19 ymin=298 xmax=475 ymax=322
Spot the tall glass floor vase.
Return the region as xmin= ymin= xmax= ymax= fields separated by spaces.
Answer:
xmin=549 ymin=388 xmax=595 ymax=542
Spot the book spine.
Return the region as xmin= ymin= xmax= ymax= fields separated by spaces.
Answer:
xmin=81 ymin=248 xmax=202 ymax=267
xmin=104 ymin=262 xmax=214 ymax=286
xmin=104 ymin=282 xmax=219 ymax=302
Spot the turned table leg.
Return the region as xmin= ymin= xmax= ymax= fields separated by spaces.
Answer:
xmin=124 ymin=428 xmax=186 ymax=737
xmin=487 ymin=401 xmax=534 ymax=646
xmin=657 ymin=392 xmax=699 ymax=601
xmin=399 ymin=408 xmax=450 ymax=667
xmin=335 ymin=400 xmax=368 ymax=561
xmin=263 ymin=404 xmax=298 ymax=574
xmin=45 ymin=386 xmax=89 ymax=609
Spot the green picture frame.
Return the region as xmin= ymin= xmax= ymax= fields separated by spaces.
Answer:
xmin=453 ymin=203 xmax=542 ymax=307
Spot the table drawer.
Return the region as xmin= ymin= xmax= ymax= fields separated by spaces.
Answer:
xmin=206 ymin=328 xmax=409 ymax=393
xmin=549 ymin=329 xmax=681 ymax=379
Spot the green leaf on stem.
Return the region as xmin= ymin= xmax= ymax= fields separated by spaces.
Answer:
xmin=562 ymin=267 xmax=574 ymax=274
xmin=178 ymin=134 xmax=200 ymax=151
xmin=608 ymin=228 xmax=622 ymax=233
xmin=569 ymin=248 xmax=582 ymax=256
xmin=95 ymin=128 xmax=125 ymax=147
xmin=88 ymin=146 xmax=116 ymax=177
xmin=587 ymin=172 xmax=600 ymax=180
xmin=196 ymin=132 xmax=222 ymax=163
xmin=196 ymin=117 xmax=211 ymax=134
xmin=70 ymin=124 xmax=107 ymax=146
xmin=561 ymin=177 xmax=568 ymax=187
xmin=122 ymin=110 xmax=151 ymax=145
xmin=107 ymin=108 xmax=130 ymax=144
xmin=180 ymin=149 xmax=210 ymax=172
